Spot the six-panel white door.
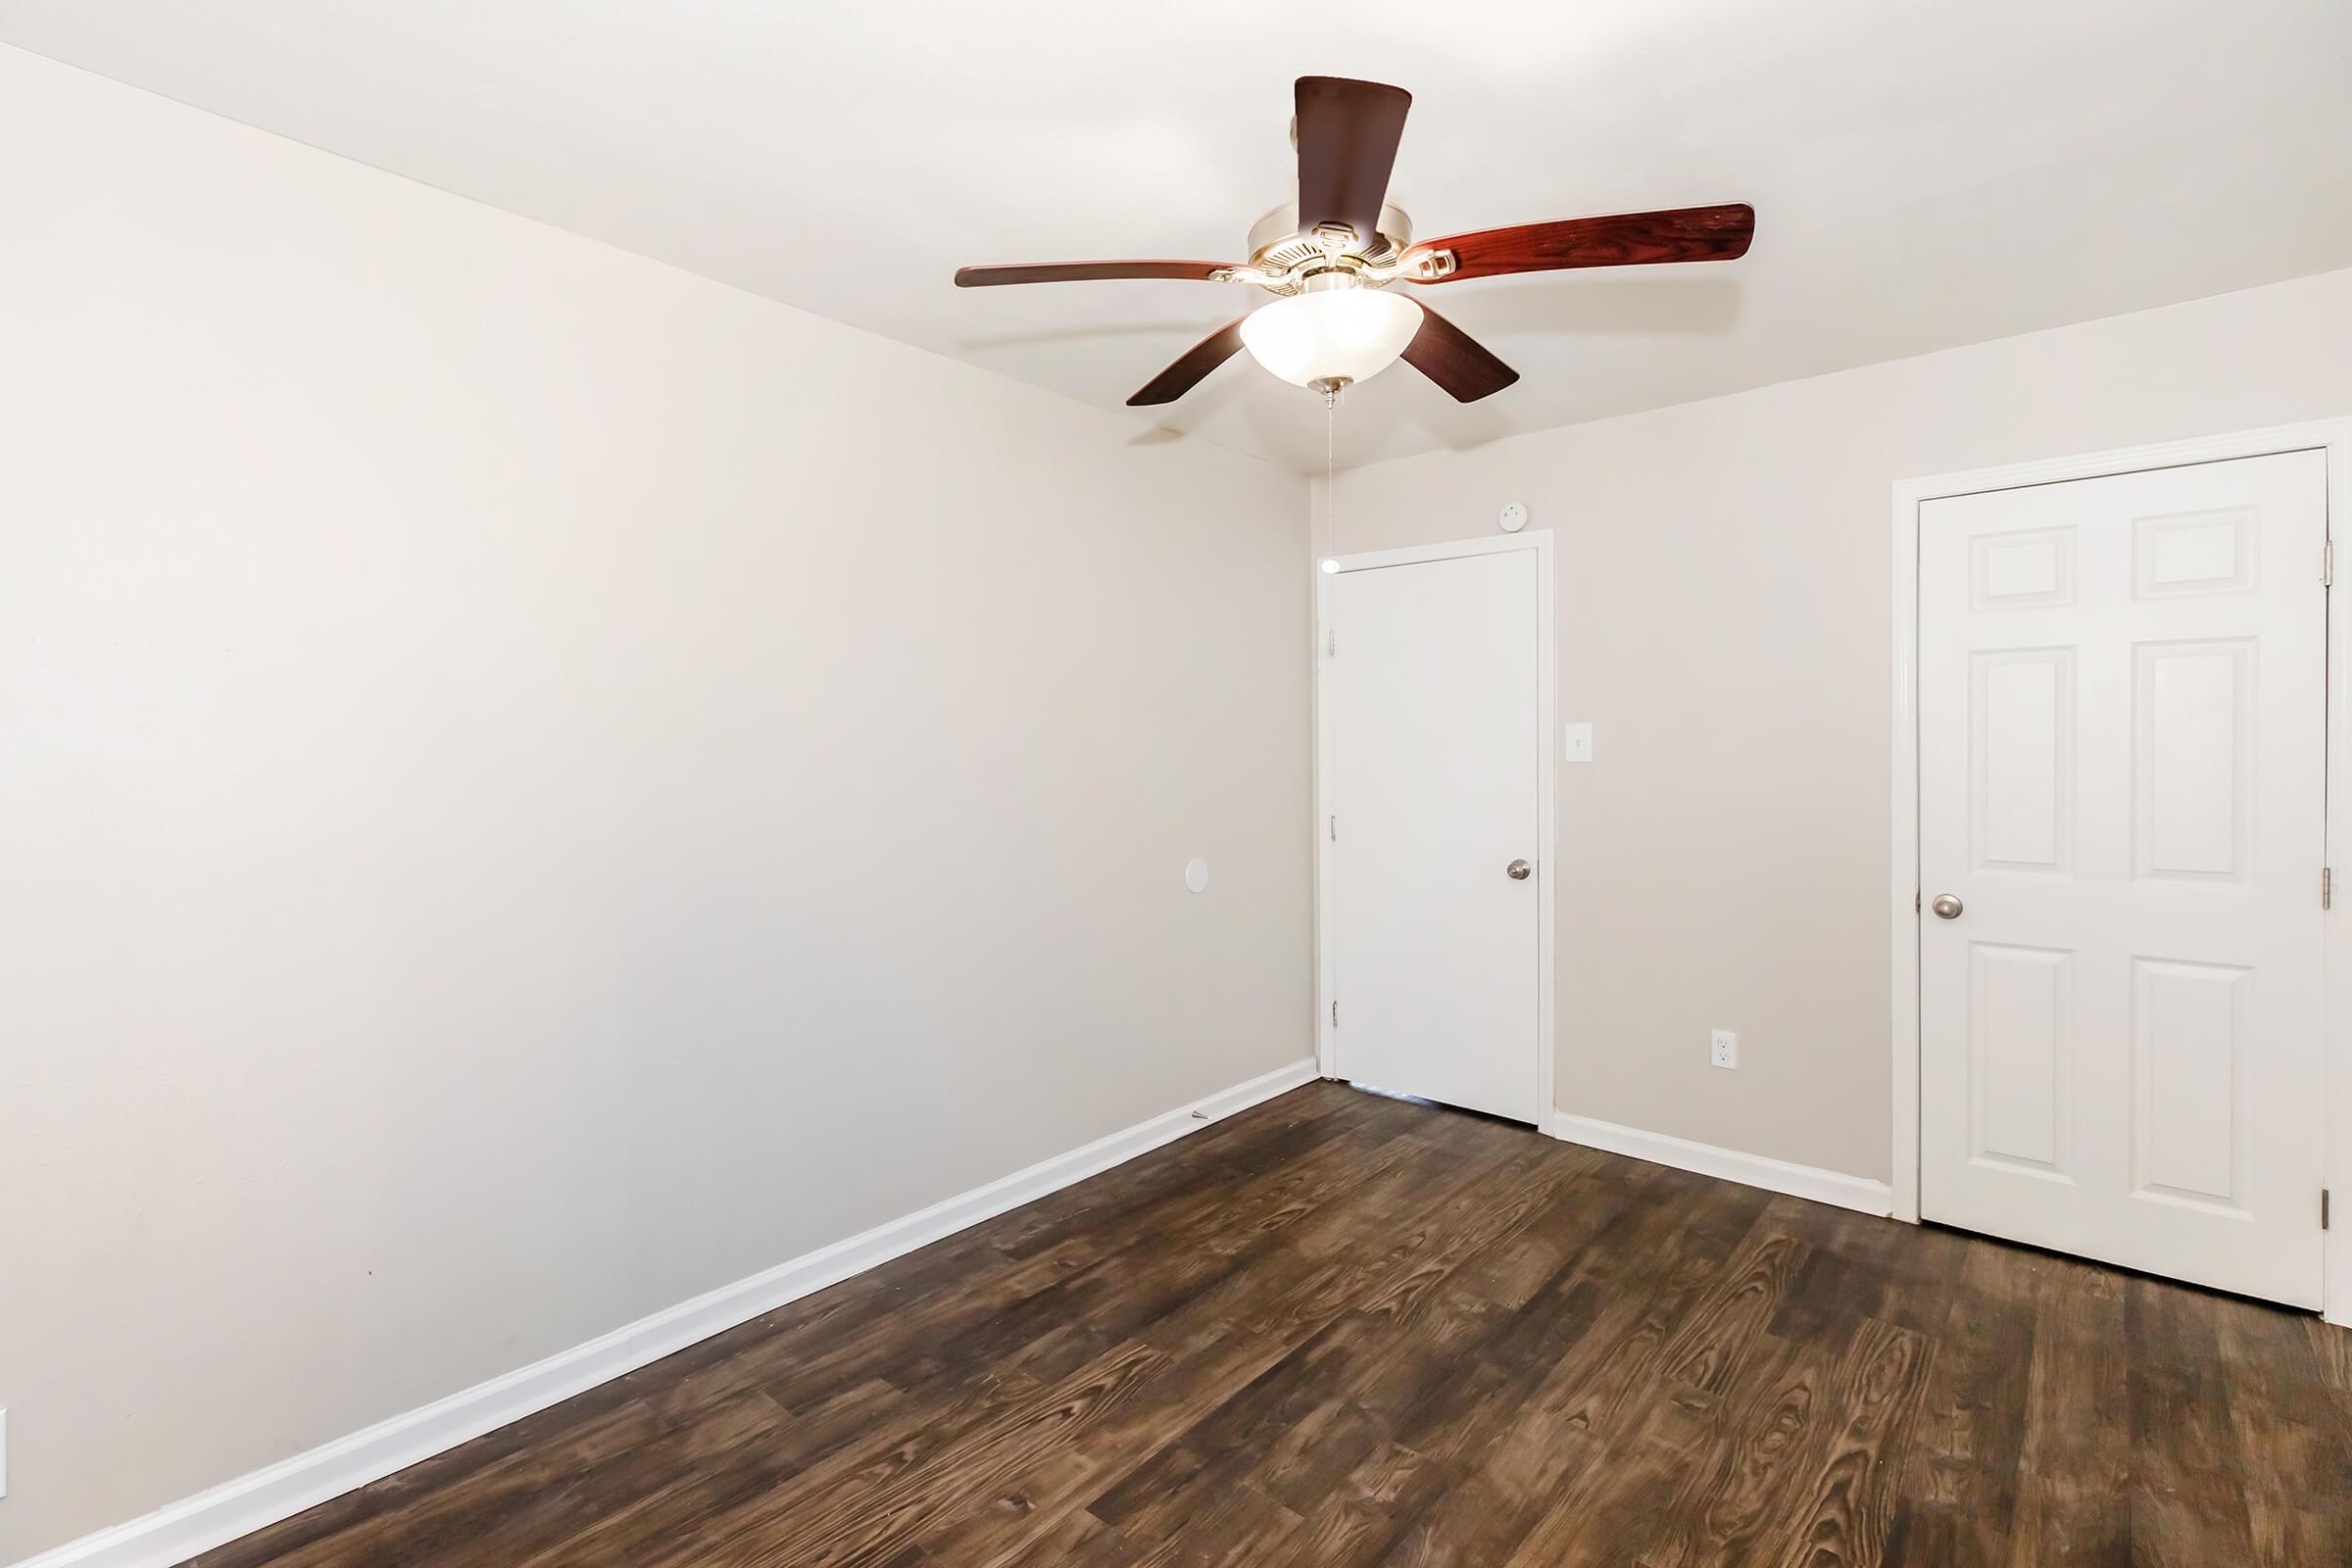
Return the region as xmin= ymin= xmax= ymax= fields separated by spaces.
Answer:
xmin=1325 ymin=549 xmax=1543 ymax=1124
xmin=1918 ymin=449 xmax=2328 ymax=1307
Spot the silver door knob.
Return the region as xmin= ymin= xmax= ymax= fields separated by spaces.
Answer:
xmin=1506 ymin=858 xmax=1532 ymax=880
xmin=1931 ymin=893 xmax=1963 ymax=919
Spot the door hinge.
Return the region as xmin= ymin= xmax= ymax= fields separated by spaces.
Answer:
xmin=1331 ymin=999 xmax=1339 ymax=1029
xmin=2326 ymin=541 xmax=2334 ymax=587
xmin=1325 ymin=629 xmax=1337 ymax=657
xmin=1914 ymin=889 xmax=1921 ymax=914
xmin=2325 ymin=1189 xmax=2332 ymax=1231
xmin=2326 ymin=867 xmax=2334 ymax=909
xmin=1329 ymin=814 xmax=1338 ymax=843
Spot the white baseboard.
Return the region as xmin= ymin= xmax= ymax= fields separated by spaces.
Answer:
xmin=1547 ymin=1111 xmax=1895 ymax=1218
xmin=11 ymin=1057 xmax=1319 ymax=1568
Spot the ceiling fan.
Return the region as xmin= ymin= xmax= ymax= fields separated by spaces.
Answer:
xmin=955 ymin=76 xmax=1754 ymax=407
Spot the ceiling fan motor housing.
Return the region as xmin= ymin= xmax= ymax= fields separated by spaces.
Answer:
xmin=1243 ymin=201 xmax=1414 ymax=292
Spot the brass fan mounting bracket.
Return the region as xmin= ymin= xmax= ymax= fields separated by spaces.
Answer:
xmin=1392 ymin=248 xmax=1457 ymax=282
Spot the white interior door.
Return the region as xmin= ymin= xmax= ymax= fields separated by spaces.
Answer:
xmin=1325 ymin=548 xmax=1543 ymax=1123
xmin=1918 ymin=449 xmax=2328 ymax=1307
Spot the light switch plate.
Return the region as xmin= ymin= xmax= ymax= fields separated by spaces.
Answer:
xmin=1562 ymin=722 xmax=1593 ymax=763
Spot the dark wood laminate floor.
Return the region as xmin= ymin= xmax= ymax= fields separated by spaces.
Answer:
xmin=189 ymin=1082 xmax=2351 ymax=1568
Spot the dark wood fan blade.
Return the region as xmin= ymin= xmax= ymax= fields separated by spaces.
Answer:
xmin=1400 ymin=305 xmax=1518 ymax=402
xmin=1412 ymin=203 xmax=1754 ymax=283
xmin=1127 ymin=317 xmax=1250 ymax=406
xmin=955 ymin=260 xmax=1238 ymax=287
xmin=1294 ymin=76 xmax=1411 ymax=244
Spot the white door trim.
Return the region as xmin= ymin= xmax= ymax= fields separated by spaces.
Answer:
xmin=1314 ymin=530 xmax=1558 ymax=1127
xmin=1888 ymin=417 xmax=2352 ymax=1326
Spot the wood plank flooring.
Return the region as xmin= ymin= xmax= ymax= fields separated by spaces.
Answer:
xmin=188 ymin=1082 xmax=2352 ymax=1567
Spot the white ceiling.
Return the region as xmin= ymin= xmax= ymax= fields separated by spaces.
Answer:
xmin=5 ymin=1 xmax=2349 ymax=471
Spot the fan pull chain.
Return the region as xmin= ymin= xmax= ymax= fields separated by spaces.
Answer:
xmin=1322 ymin=383 xmax=1336 ymax=563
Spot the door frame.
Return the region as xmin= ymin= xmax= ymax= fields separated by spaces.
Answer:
xmin=1314 ymin=530 xmax=1558 ymax=1126
xmin=1888 ymin=417 xmax=2352 ymax=1325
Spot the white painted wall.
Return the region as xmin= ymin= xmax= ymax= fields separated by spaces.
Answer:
xmin=0 ymin=49 xmax=1307 ymax=1564
xmin=1318 ymin=264 xmax=2352 ymax=1185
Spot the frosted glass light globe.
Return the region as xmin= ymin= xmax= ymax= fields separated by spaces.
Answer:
xmin=1240 ymin=288 xmax=1423 ymax=389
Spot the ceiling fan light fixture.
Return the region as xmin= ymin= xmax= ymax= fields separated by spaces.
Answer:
xmin=1238 ymin=287 xmax=1423 ymax=390
xmin=956 ymin=75 xmax=1755 ymax=408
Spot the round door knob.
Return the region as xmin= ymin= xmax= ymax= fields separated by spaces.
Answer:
xmin=1931 ymin=893 xmax=1963 ymax=919
xmin=1506 ymin=858 xmax=1532 ymax=880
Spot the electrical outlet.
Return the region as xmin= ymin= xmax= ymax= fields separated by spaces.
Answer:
xmin=1710 ymin=1029 xmax=1739 ymax=1069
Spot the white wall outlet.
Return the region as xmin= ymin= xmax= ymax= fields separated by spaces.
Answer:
xmin=1710 ymin=1029 xmax=1739 ymax=1069
xmin=1562 ymin=722 xmax=1593 ymax=763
